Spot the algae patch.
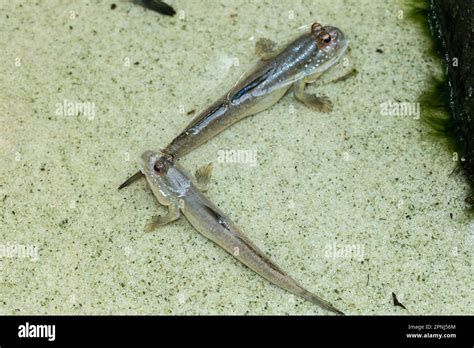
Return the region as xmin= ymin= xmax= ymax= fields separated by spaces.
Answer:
xmin=406 ymin=0 xmax=474 ymax=204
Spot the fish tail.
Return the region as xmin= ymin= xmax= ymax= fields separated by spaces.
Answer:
xmin=296 ymin=287 xmax=345 ymax=315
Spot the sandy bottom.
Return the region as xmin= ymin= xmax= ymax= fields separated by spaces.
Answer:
xmin=0 ymin=0 xmax=472 ymax=314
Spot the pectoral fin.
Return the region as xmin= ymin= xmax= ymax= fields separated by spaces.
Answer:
xmin=145 ymin=202 xmax=180 ymax=232
xmin=328 ymin=68 xmax=358 ymax=84
xmin=293 ymin=80 xmax=333 ymax=113
xmin=255 ymin=38 xmax=278 ymax=61
xmin=194 ymin=163 xmax=213 ymax=192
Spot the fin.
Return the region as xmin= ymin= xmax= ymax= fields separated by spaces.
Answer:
xmin=293 ymin=80 xmax=332 ymax=113
xmin=328 ymin=68 xmax=358 ymax=84
xmin=136 ymin=0 xmax=176 ymax=16
xmin=298 ymin=288 xmax=345 ymax=315
xmin=118 ymin=171 xmax=144 ymax=190
xmin=255 ymin=38 xmax=278 ymax=61
xmin=200 ymin=203 xmax=342 ymax=314
xmin=145 ymin=203 xmax=180 ymax=232
xmin=194 ymin=163 xmax=213 ymax=192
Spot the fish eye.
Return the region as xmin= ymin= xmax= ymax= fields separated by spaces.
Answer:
xmin=153 ymin=161 xmax=165 ymax=175
xmin=311 ymin=22 xmax=323 ymax=33
xmin=319 ymin=32 xmax=331 ymax=43
xmin=316 ymin=30 xmax=332 ymax=47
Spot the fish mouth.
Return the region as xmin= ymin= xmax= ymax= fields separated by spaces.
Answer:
xmin=335 ymin=39 xmax=349 ymax=62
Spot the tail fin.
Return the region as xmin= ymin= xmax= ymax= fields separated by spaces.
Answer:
xmin=136 ymin=0 xmax=176 ymax=16
xmin=297 ymin=288 xmax=345 ymax=315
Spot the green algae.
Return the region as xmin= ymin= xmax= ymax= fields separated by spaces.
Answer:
xmin=405 ymin=0 xmax=473 ymax=204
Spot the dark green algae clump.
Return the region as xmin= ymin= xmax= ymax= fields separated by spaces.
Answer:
xmin=406 ymin=0 xmax=474 ymax=206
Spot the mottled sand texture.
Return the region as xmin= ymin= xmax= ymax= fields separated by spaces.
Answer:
xmin=0 ymin=0 xmax=472 ymax=314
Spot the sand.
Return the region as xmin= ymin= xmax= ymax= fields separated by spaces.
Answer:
xmin=0 ymin=0 xmax=472 ymax=314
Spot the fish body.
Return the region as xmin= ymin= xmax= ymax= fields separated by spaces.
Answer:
xmin=140 ymin=151 xmax=344 ymax=315
xmin=164 ymin=23 xmax=348 ymax=158
xmin=119 ymin=23 xmax=350 ymax=189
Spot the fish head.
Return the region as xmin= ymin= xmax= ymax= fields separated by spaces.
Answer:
xmin=307 ymin=22 xmax=349 ymax=74
xmin=140 ymin=150 xmax=191 ymax=203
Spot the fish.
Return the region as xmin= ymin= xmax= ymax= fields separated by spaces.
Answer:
xmin=120 ymin=22 xmax=352 ymax=188
xmin=137 ymin=150 xmax=345 ymax=315
xmin=164 ymin=22 xmax=350 ymax=158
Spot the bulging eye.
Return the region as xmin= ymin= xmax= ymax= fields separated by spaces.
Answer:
xmin=316 ymin=31 xmax=332 ymax=47
xmin=153 ymin=161 xmax=165 ymax=175
xmin=311 ymin=22 xmax=323 ymax=33
xmin=320 ymin=33 xmax=331 ymax=43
